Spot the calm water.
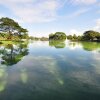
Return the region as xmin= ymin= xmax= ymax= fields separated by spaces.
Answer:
xmin=0 ymin=40 xmax=100 ymax=100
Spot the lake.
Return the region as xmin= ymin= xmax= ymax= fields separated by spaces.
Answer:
xmin=0 ymin=40 xmax=100 ymax=100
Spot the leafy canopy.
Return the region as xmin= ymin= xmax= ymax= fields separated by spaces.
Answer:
xmin=0 ymin=17 xmax=28 ymax=35
xmin=49 ymin=32 xmax=66 ymax=40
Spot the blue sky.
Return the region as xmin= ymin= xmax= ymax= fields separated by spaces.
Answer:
xmin=0 ymin=0 xmax=100 ymax=37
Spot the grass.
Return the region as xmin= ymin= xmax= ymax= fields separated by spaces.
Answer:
xmin=0 ymin=40 xmax=27 ymax=45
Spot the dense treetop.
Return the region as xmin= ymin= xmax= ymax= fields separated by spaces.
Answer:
xmin=0 ymin=17 xmax=28 ymax=40
xmin=67 ymin=30 xmax=100 ymax=42
xmin=83 ymin=30 xmax=100 ymax=41
xmin=49 ymin=32 xmax=66 ymax=40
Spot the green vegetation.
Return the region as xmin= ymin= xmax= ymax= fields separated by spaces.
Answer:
xmin=81 ymin=42 xmax=100 ymax=51
xmin=71 ymin=41 xmax=100 ymax=51
xmin=67 ymin=30 xmax=100 ymax=42
xmin=49 ymin=32 xmax=66 ymax=40
xmin=67 ymin=34 xmax=82 ymax=41
xmin=0 ymin=17 xmax=100 ymax=43
xmin=0 ymin=17 xmax=28 ymax=41
xmin=40 ymin=37 xmax=49 ymax=41
xmin=29 ymin=36 xmax=49 ymax=41
xmin=0 ymin=42 xmax=28 ymax=66
xmin=49 ymin=40 xmax=66 ymax=48
xmin=82 ymin=30 xmax=100 ymax=41
xmin=49 ymin=32 xmax=66 ymax=48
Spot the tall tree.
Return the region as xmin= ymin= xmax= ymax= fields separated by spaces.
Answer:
xmin=83 ymin=30 xmax=100 ymax=41
xmin=0 ymin=17 xmax=28 ymax=40
xmin=49 ymin=32 xmax=66 ymax=40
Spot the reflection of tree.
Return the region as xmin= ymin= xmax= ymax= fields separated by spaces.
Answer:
xmin=68 ymin=42 xmax=77 ymax=47
xmin=81 ymin=42 xmax=100 ymax=51
xmin=49 ymin=40 xmax=66 ymax=48
xmin=0 ymin=43 xmax=29 ymax=66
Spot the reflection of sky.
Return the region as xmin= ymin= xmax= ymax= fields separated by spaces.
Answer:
xmin=7 ymin=42 xmax=100 ymax=90
xmin=0 ymin=41 xmax=100 ymax=99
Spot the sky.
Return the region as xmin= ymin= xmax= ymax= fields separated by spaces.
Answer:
xmin=0 ymin=0 xmax=100 ymax=37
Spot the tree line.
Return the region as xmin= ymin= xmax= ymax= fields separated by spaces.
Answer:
xmin=67 ymin=30 xmax=100 ymax=42
xmin=0 ymin=17 xmax=100 ymax=42
xmin=49 ymin=30 xmax=100 ymax=42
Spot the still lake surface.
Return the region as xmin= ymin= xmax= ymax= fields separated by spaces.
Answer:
xmin=0 ymin=40 xmax=100 ymax=100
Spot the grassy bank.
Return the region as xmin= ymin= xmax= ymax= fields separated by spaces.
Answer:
xmin=0 ymin=40 xmax=28 ymax=45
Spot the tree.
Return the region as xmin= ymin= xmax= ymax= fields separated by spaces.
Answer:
xmin=67 ymin=34 xmax=82 ymax=41
xmin=49 ymin=32 xmax=66 ymax=40
xmin=73 ymin=34 xmax=77 ymax=40
xmin=83 ymin=30 xmax=100 ymax=41
xmin=18 ymin=28 xmax=28 ymax=39
xmin=67 ymin=35 xmax=73 ymax=40
xmin=0 ymin=17 xmax=28 ymax=40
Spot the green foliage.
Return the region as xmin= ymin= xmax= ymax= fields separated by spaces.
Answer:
xmin=40 ymin=37 xmax=49 ymax=41
xmin=83 ymin=30 xmax=100 ymax=41
xmin=67 ymin=35 xmax=73 ymax=40
xmin=20 ymin=33 xmax=29 ymax=39
xmin=28 ymin=36 xmax=48 ymax=41
xmin=0 ymin=43 xmax=29 ymax=66
xmin=67 ymin=34 xmax=82 ymax=41
xmin=49 ymin=32 xmax=66 ymax=40
xmin=67 ymin=30 xmax=100 ymax=42
xmin=49 ymin=40 xmax=66 ymax=48
xmin=0 ymin=17 xmax=28 ymax=40
xmin=81 ymin=42 xmax=100 ymax=51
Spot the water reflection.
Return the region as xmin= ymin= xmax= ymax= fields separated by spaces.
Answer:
xmin=0 ymin=43 xmax=29 ymax=66
xmin=0 ymin=41 xmax=100 ymax=100
xmin=0 ymin=42 xmax=29 ymax=92
xmin=0 ymin=66 xmax=8 ymax=92
xmin=49 ymin=40 xmax=65 ymax=48
xmin=67 ymin=41 xmax=100 ymax=51
xmin=20 ymin=68 xmax=28 ymax=84
xmin=49 ymin=40 xmax=100 ymax=51
xmin=81 ymin=42 xmax=100 ymax=51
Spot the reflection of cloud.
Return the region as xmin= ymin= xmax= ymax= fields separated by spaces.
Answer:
xmin=0 ymin=67 xmax=8 ymax=92
xmin=14 ymin=56 xmax=64 ymax=86
xmin=0 ymin=81 xmax=7 ymax=92
xmin=66 ymin=42 xmax=83 ymax=50
xmin=77 ymin=56 xmax=87 ymax=60
xmin=20 ymin=69 xmax=28 ymax=84
xmin=91 ymin=50 xmax=100 ymax=74
xmin=91 ymin=63 xmax=100 ymax=75
xmin=69 ymin=71 xmax=97 ymax=85
xmin=92 ymin=50 xmax=100 ymax=61
xmin=58 ymin=50 xmax=100 ymax=89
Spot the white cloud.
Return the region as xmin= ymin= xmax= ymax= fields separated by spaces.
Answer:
xmin=0 ymin=0 xmax=63 ymax=23
xmin=66 ymin=8 xmax=90 ymax=19
xmin=69 ymin=29 xmax=83 ymax=35
xmin=70 ymin=0 xmax=97 ymax=5
xmin=93 ymin=19 xmax=100 ymax=32
xmin=0 ymin=0 xmax=98 ymax=24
